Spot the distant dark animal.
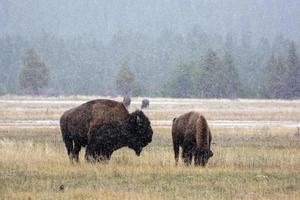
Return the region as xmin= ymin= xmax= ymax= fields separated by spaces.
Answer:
xmin=123 ymin=96 xmax=131 ymax=107
xmin=295 ymin=127 xmax=300 ymax=137
xmin=172 ymin=111 xmax=213 ymax=166
xmin=85 ymin=110 xmax=153 ymax=162
xmin=60 ymin=99 xmax=129 ymax=163
xmin=58 ymin=185 xmax=64 ymax=192
xmin=141 ymin=99 xmax=150 ymax=109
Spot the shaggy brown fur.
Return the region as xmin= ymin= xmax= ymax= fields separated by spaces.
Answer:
xmin=85 ymin=110 xmax=153 ymax=163
xmin=60 ymin=99 xmax=129 ymax=163
xmin=172 ymin=111 xmax=213 ymax=166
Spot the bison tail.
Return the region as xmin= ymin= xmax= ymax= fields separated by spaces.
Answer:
xmin=60 ymin=115 xmax=70 ymax=141
xmin=195 ymin=116 xmax=209 ymax=149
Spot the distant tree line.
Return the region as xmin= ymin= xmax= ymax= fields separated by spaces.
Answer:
xmin=163 ymin=50 xmax=240 ymax=98
xmin=0 ymin=29 xmax=299 ymax=99
xmin=164 ymin=41 xmax=300 ymax=99
xmin=260 ymin=42 xmax=300 ymax=99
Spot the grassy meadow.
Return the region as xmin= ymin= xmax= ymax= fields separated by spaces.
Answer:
xmin=0 ymin=96 xmax=300 ymax=199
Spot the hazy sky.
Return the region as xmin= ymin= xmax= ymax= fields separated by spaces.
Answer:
xmin=1 ymin=0 xmax=300 ymax=42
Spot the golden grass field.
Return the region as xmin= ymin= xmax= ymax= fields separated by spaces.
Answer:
xmin=0 ymin=96 xmax=300 ymax=200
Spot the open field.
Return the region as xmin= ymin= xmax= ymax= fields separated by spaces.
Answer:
xmin=1 ymin=96 xmax=300 ymax=199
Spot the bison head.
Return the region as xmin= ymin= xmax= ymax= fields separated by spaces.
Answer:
xmin=194 ymin=149 xmax=213 ymax=167
xmin=127 ymin=110 xmax=153 ymax=156
xmin=141 ymin=99 xmax=150 ymax=109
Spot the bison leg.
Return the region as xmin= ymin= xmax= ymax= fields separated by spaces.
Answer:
xmin=183 ymin=152 xmax=192 ymax=166
xmin=182 ymin=142 xmax=193 ymax=166
xmin=96 ymin=150 xmax=112 ymax=164
xmin=104 ymin=152 xmax=112 ymax=160
xmin=173 ymin=140 xmax=180 ymax=166
xmin=85 ymin=153 xmax=94 ymax=163
xmin=95 ymin=153 xmax=109 ymax=163
xmin=72 ymin=142 xmax=82 ymax=163
xmin=85 ymin=146 xmax=111 ymax=164
xmin=85 ymin=143 xmax=96 ymax=163
xmin=62 ymin=135 xmax=75 ymax=163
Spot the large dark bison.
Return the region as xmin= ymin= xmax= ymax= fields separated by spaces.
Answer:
xmin=123 ymin=96 xmax=131 ymax=108
xmin=60 ymin=99 xmax=129 ymax=163
xmin=172 ymin=111 xmax=213 ymax=166
xmin=141 ymin=99 xmax=149 ymax=109
xmin=85 ymin=110 xmax=153 ymax=163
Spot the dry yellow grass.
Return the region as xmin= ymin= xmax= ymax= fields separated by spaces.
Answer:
xmin=1 ymin=96 xmax=300 ymax=199
xmin=1 ymin=132 xmax=299 ymax=200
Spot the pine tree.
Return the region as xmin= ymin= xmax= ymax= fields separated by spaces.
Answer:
xmin=273 ymin=56 xmax=287 ymax=98
xmin=261 ymin=54 xmax=277 ymax=98
xmin=0 ymin=36 xmax=15 ymax=93
xmin=19 ymin=48 xmax=49 ymax=95
xmin=262 ymin=54 xmax=288 ymax=99
xmin=164 ymin=63 xmax=194 ymax=98
xmin=115 ymin=62 xmax=137 ymax=96
xmin=285 ymin=41 xmax=300 ymax=99
xmin=194 ymin=49 xmax=220 ymax=98
xmin=221 ymin=52 xmax=239 ymax=98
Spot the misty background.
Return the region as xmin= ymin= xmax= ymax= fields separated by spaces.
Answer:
xmin=1 ymin=0 xmax=300 ymax=98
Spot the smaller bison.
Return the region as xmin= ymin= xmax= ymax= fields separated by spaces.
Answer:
xmin=85 ymin=110 xmax=153 ymax=163
xmin=141 ymin=99 xmax=150 ymax=109
xmin=123 ymin=96 xmax=131 ymax=107
xmin=172 ymin=111 xmax=213 ymax=166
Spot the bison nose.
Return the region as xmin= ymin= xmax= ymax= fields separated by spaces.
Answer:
xmin=135 ymin=147 xmax=142 ymax=156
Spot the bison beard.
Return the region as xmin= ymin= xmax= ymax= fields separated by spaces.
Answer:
xmin=172 ymin=111 xmax=213 ymax=167
xmin=85 ymin=110 xmax=153 ymax=163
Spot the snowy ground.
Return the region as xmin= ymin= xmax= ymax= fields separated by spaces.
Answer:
xmin=1 ymin=97 xmax=300 ymax=129
xmin=0 ymin=119 xmax=300 ymax=128
xmin=1 ymin=97 xmax=299 ymax=110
